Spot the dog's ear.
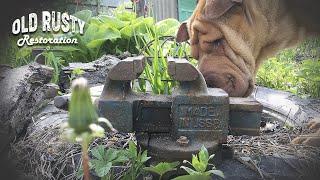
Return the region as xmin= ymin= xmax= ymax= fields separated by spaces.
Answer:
xmin=243 ymin=2 xmax=253 ymax=25
xmin=176 ymin=22 xmax=190 ymax=43
xmin=204 ymin=0 xmax=243 ymax=19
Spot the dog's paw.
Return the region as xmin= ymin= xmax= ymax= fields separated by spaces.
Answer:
xmin=291 ymin=118 xmax=320 ymax=147
xmin=306 ymin=118 xmax=320 ymax=130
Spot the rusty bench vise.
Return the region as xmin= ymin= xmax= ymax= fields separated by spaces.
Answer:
xmin=97 ymin=56 xmax=262 ymax=161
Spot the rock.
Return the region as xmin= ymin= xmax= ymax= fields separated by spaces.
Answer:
xmin=27 ymin=103 xmax=68 ymax=133
xmin=54 ymin=85 xmax=104 ymax=110
xmin=117 ymin=51 xmax=132 ymax=60
xmin=54 ymin=95 xmax=69 ymax=110
xmin=0 ymin=63 xmax=56 ymax=152
xmin=43 ymin=83 xmax=59 ymax=99
xmin=59 ymin=55 xmax=120 ymax=91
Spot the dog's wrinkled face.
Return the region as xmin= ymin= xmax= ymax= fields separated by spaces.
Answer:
xmin=177 ymin=0 xmax=257 ymax=97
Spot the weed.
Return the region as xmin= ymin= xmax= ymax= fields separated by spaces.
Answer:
xmin=41 ymin=51 xmax=64 ymax=83
xmin=256 ymin=56 xmax=299 ymax=94
xmin=297 ymin=59 xmax=320 ymax=98
xmin=257 ymin=38 xmax=320 ymax=98
xmin=122 ymin=141 xmax=151 ymax=180
xmin=144 ymin=162 xmax=180 ymax=180
xmin=134 ymin=19 xmax=189 ymax=94
xmin=90 ymin=145 xmax=128 ymax=179
xmin=62 ymin=78 xmax=115 ymax=180
xmin=75 ymin=139 xmax=223 ymax=180
xmin=174 ymin=146 xmax=224 ymax=179
xmin=70 ymin=68 xmax=85 ymax=82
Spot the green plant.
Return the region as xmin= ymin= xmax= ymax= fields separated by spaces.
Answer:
xmin=122 ymin=141 xmax=151 ymax=180
xmin=41 ymin=51 xmax=65 ymax=83
xmin=256 ymin=38 xmax=320 ymax=98
xmin=80 ymin=143 xmax=224 ymax=180
xmin=134 ymin=18 xmax=190 ymax=94
xmin=283 ymin=122 xmax=294 ymax=131
xmin=70 ymin=68 xmax=85 ymax=82
xmin=14 ymin=43 xmax=32 ymax=67
xmin=256 ymin=56 xmax=299 ymax=94
xmin=295 ymin=38 xmax=320 ymax=60
xmin=78 ymin=141 xmax=150 ymax=180
xmin=144 ymin=162 xmax=180 ymax=180
xmin=62 ymin=78 xmax=115 ymax=180
xmin=90 ymin=145 xmax=128 ymax=179
xmin=174 ymin=175 xmax=212 ymax=180
xmin=174 ymin=146 xmax=224 ymax=179
xmin=297 ymin=59 xmax=320 ymax=98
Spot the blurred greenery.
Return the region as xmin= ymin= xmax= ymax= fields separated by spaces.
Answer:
xmin=257 ymin=38 xmax=320 ymax=98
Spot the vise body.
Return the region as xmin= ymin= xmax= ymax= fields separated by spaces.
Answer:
xmin=97 ymin=56 xmax=262 ymax=161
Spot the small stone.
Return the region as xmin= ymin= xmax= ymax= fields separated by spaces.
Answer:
xmin=54 ymin=95 xmax=69 ymax=110
xmin=177 ymin=136 xmax=189 ymax=146
xmin=43 ymin=83 xmax=59 ymax=99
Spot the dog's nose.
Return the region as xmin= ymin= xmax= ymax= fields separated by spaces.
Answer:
xmin=203 ymin=72 xmax=247 ymax=97
xmin=204 ymin=73 xmax=234 ymax=88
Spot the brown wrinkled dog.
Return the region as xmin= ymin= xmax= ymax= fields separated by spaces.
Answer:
xmin=176 ymin=0 xmax=320 ymax=147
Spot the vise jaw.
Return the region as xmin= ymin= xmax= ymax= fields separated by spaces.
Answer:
xmin=97 ymin=56 xmax=262 ymax=161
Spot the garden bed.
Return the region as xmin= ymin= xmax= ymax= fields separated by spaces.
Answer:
xmin=8 ymin=79 xmax=320 ymax=180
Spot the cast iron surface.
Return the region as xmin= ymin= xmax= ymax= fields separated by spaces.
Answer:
xmin=97 ymin=56 xmax=262 ymax=161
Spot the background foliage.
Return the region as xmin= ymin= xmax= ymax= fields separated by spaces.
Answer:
xmin=257 ymin=38 xmax=320 ymax=98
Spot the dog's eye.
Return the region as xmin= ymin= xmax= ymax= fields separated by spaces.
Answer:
xmin=207 ymin=39 xmax=223 ymax=48
xmin=201 ymin=38 xmax=224 ymax=53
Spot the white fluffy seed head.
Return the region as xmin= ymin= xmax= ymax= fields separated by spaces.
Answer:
xmin=71 ymin=77 xmax=88 ymax=91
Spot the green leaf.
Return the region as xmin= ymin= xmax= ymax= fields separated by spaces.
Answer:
xmin=90 ymin=17 xmax=103 ymax=25
xmin=84 ymin=24 xmax=121 ymax=44
xmin=93 ymin=160 xmax=112 ymax=177
xmin=156 ymin=18 xmax=180 ymax=36
xmin=141 ymin=150 xmax=151 ymax=163
xmin=120 ymin=25 xmax=133 ymax=38
xmin=180 ymin=166 xmax=198 ymax=175
xmin=207 ymin=169 xmax=225 ymax=178
xmin=193 ymin=162 xmax=206 ymax=173
xmin=98 ymin=15 xmax=127 ymax=29
xmin=105 ymin=148 xmax=118 ymax=162
xmin=16 ymin=47 xmax=32 ymax=60
xmin=113 ymin=154 xmax=129 ymax=163
xmin=191 ymin=155 xmax=199 ymax=167
xmin=86 ymin=39 xmax=106 ymax=49
xmin=114 ymin=7 xmax=136 ymax=21
xmin=120 ymin=17 xmax=154 ymax=38
xmin=91 ymin=145 xmax=105 ymax=160
xmin=74 ymin=10 xmax=92 ymax=23
xmin=208 ymin=154 xmax=215 ymax=160
xmin=199 ymin=146 xmax=209 ymax=164
xmin=144 ymin=162 xmax=179 ymax=176
xmin=76 ymin=167 xmax=84 ymax=179
xmin=173 ymin=174 xmax=211 ymax=180
xmin=128 ymin=141 xmax=137 ymax=158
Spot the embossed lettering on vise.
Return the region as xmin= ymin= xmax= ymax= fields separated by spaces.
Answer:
xmin=177 ymin=105 xmax=223 ymax=130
